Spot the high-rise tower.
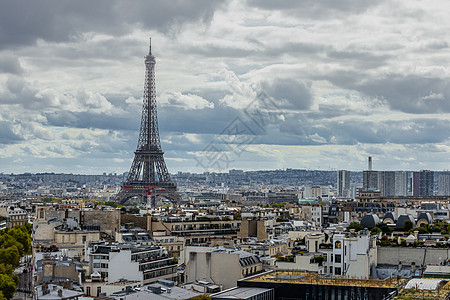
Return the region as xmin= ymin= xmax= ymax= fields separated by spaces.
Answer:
xmin=337 ymin=170 xmax=350 ymax=197
xmin=115 ymin=39 xmax=180 ymax=205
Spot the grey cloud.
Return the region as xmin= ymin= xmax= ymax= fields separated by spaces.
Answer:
xmin=159 ymin=104 xmax=241 ymax=135
xmin=0 ymin=0 xmax=225 ymax=49
xmin=0 ymin=53 xmax=23 ymax=74
xmin=256 ymin=116 xmax=450 ymax=146
xmin=260 ymin=79 xmax=312 ymax=110
xmin=45 ymin=110 xmax=139 ymax=131
xmin=1 ymin=77 xmax=56 ymax=109
xmin=187 ymin=41 xmax=328 ymax=59
xmin=116 ymin=0 xmax=225 ymax=32
xmin=187 ymin=44 xmax=255 ymax=58
xmin=325 ymin=49 xmax=391 ymax=69
xmin=46 ymin=145 xmax=65 ymax=156
xmin=246 ymin=0 xmax=381 ymax=18
xmin=424 ymin=40 xmax=448 ymax=50
xmin=358 ymin=75 xmax=450 ymax=114
xmin=324 ymin=72 xmax=450 ymax=114
xmin=0 ymin=121 xmax=23 ymax=144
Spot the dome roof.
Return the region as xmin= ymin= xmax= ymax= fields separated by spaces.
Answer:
xmin=396 ymin=214 xmax=416 ymax=228
xmin=383 ymin=212 xmax=398 ymax=222
xmin=361 ymin=213 xmax=380 ymax=228
xmin=417 ymin=212 xmax=433 ymax=224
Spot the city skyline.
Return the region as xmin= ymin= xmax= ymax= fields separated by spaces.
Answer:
xmin=0 ymin=1 xmax=449 ymax=174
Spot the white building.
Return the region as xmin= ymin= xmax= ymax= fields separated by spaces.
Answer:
xmin=87 ymin=242 xmax=178 ymax=285
xmin=275 ymin=231 xmax=377 ymax=279
xmin=324 ymin=230 xmax=377 ymax=278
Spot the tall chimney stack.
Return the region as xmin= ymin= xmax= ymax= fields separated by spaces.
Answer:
xmin=368 ymin=156 xmax=372 ymax=171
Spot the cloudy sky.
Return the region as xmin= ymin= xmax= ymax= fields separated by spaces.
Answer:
xmin=0 ymin=0 xmax=449 ymax=174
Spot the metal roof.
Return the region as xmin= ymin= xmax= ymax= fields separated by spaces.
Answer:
xmin=405 ymin=278 xmax=445 ymax=290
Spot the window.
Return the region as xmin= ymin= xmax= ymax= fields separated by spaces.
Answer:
xmin=82 ymin=235 xmax=86 ymax=243
xmin=335 ymin=267 xmax=341 ymax=275
xmin=86 ymin=287 xmax=91 ymax=296
xmin=97 ymin=287 xmax=101 ymax=296
xmin=335 ymin=241 xmax=341 ymax=249
xmin=93 ymin=263 xmax=100 ymax=268
xmin=335 ymin=254 xmax=341 ymax=263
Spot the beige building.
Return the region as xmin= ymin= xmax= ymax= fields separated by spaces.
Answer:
xmin=241 ymin=240 xmax=290 ymax=257
xmin=35 ymin=257 xmax=79 ymax=285
xmin=148 ymin=218 xmax=241 ymax=246
xmin=53 ymin=229 xmax=100 ymax=256
xmin=35 ymin=206 xmax=120 ymax=238
xmin=185 ymin=246 xmax=262 ymax=290
xmin=33 ymin=216 xmax=101 ymax=258
xmin=6 ymin=207 xmax=28 ymax=228
xmin=238 ymin=219 xmax=269 ymax=241
xmin=152 ymin=232 xmax=184 ymax=259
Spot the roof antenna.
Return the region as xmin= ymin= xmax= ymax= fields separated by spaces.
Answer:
xmin=149 ymin=37 xmax=152 ymax=55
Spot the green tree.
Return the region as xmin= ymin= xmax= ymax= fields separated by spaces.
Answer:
xmin=347 ymin=222 xmax=363 ymax=232
xmin=379 ymin=234 xmax=391 ymax=246
xmin=0 ymin=234 xmax=24 ymax=256
xmin=191 ymin=296 xmax=212 ymax=300
xmin=0 ymin=246 xmax=20 ymax=267
xmin=376 ymin=222 xmax=392 ymax=233
xmin=0 ymin=291 xmax=7 ymax=300
xmin=403 ymin=220 xmax=413 ymax=231
xmin=371 ymin=227 xmax=382 ymax=235
xmin=8 ymin=227 xmax=31 ymax=254
xmin=0 ymin=264 xmax=18 ymax=287
xmin=0 ymin=274 xmax=16 ymax=300
xmin=0 ymin=264 xmax=14 ymax=276
xmin=410 ymin=226 xmax=430 ymax=234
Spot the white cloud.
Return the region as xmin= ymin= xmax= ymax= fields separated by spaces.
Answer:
xmin=0 ymin=0 xmax=449 ymax=173
xmin=159 ymin=91 xmax=214 ymax=110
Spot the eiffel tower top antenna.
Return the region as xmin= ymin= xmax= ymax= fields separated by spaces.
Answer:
xmin=149 ymin=37 xmax=152 ymax=55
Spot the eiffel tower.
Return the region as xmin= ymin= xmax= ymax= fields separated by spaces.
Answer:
xmin=115 ymin=39 xmax=180 ymax=205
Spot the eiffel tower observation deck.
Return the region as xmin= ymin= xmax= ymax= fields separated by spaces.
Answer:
xmin=115 ymin=39 xmax=180 ymax=205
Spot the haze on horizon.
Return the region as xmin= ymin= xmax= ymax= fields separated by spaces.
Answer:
xmin=0 ymin=0 xmax=449 ymax=175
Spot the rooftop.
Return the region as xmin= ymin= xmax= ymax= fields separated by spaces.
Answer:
xmin=245 ymin=271 xmax=404 ymax=289
xmin=212 ymin=287 xmax=273 ymax=299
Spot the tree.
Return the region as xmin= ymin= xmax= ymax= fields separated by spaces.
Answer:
xmin=375 ymin=222 xmax=392 ymax=233
xmin=379 ymin=234 xmax=391 ymax=246
xmin=371 ymin=227 xmax=382 ymax=235
xmin=191 ymin=296 xmax=212 ymax=300
xmin=0 ymin=234 xmax=24 ymax=256
xmin=0 ymin=246 xmax=20 ymax=267
xmin=8 ymin=227 xmax=31 ymax=255
xmin=403 ymin=220 xmax=413 ymax=231
xmin=347 ymin=222 xmax=363 ymax=232
xmin=0 ymin=274 xmax=16 ymax=300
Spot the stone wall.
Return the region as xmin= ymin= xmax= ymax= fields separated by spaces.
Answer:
xmin=377 ymin=247 xmax=450 ymax=266
xmin=83 ymin=210 xmax=120 ymax=237
xmin=120 ymin=214 xmax=148 ymax=231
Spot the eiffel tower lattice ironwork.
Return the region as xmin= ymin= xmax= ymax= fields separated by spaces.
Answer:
xmin=115 ymin=39 xmax=180 ymax=205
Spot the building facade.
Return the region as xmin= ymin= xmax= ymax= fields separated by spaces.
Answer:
xmin=337 ymin=170 xmax=350 ymax=197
